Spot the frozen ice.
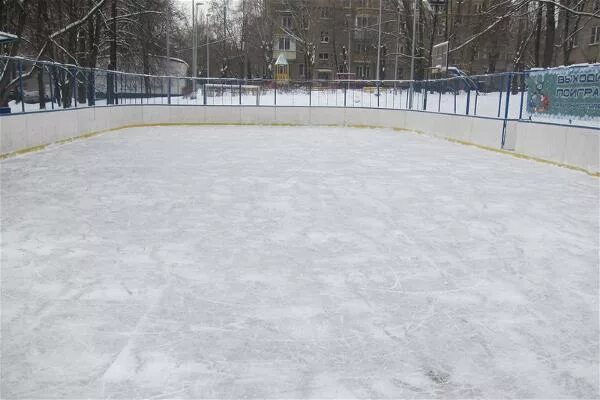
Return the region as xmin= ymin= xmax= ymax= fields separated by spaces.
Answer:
xmin=1 ymin=125 xmax=598 ymax=398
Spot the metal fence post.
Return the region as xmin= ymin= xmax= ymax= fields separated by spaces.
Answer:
xmin=88 ymin=68 xmax=95 ymax=106
xmin=73 ymin=67 xmax=78 ymax=108
xmin=519 ymin=73 xmax=526 ymax=120
xmin=501 ymin=73 xmax=513 ymax=148
xmin=423 ymin=81 xmax=428 ymax=111
xmin=453 ymin=82 xmax=457 ymax=114
xmin=18 ymin=58 xmax=25 ymax=113
xmin=274 ymin=80 xmax=277 ymax=106
xmin=48 ymin=65 xmax=55 ymax=110
xmin=239 ymin=80 xmax=242 ymax=105
xmin=168 ymin=77 xmax=172 ymax=105
xmin=309 ymin=81 xmax=312 ymax=107
xmin=497 ymin=75 xmax=504 ymax=118
xmin=377 ymin=81 xmax=380 ymax=108
xmin=465 ymin=89 xmax=470 ymax=115
xmin=344 ymin=81 xmax=347 ymax=108
xmin=123 ymin=75 xmax=128 ymax=105
xmin=203 ymin=80 xmax=207 ymax=105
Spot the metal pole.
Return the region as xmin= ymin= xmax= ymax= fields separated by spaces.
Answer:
xmin=206 ymin=13 xmax=210 ymax=79
xmin=18 ymin=59 xmax=24 ymax=113
xmin=376 ymin=0 xmax=382 ymax=82
xmin=73 ymin=67 xmax=78 ymax=108
xmin=497 ymin=76 xmax=503 ymax=118
xmin=394 ymin=5 xmax=400 ymax=82
xmin=348 ymin=15 xmax=352 ymax=76
xmin=466 ymin=89 xmax=470 ymax=115
xmin=49 ymin=66 xmax=55 ymax=110
xmin=519 ymin=73 xmax=526 ymax=120
xmin=192 ymin=0 xmax=197 ymax=98
xmin=502 ymin=73 xmax=513 ymax=148
xmin=166 ymin=2 xmax=171 ymax=104
xmin=242 ymin=0 xmax=246 ymax=79
xmin=166 ymin=2 xmax=171 ymax=75
xmin=409 ymin=0 xmax=418 ymax=109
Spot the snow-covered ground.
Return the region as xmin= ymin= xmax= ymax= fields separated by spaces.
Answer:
xmin=1 ymin=126 xmax=598 ymax=398
xmin=8 ymin=87 xmax=599 ymax=128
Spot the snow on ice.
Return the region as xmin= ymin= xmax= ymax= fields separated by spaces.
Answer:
xmin=1 ymin=125 xmax=598 ymax=398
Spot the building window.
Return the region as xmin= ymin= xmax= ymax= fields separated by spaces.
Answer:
xmin=317 ymin=71 xmax=330 ymax=80
xmin=591 ymin=26 xmax=600 ymax=45
xmin=595 ymin=0 xmax=600 ymax=12
xmin=299 ymin=64 xmax=305 ymax=77
xmin=320 ymin=8 xmax=330 ymax=19
xmin=319 ymin=52 xmax=329 ymax=61
xmin=282 ymin=15 xmax=292 ymax=29
xmin=356 ymin=64 xmax=370 ymax=79
xmin=355 ymin=15 xmax=368 ymax=28
xmin=320 ymin=31 xmax=329 ymax=43
xmin=278 ymin=37 xmax=291 ymax=50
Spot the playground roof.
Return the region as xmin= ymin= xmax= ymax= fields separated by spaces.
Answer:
xmin=275 ymin=53 xmax=288 ymax=66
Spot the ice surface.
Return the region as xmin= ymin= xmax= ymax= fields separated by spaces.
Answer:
xmin=1 ymin=126 xmax=598 ymax=398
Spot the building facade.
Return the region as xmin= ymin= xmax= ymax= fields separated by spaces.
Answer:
xmin=267 ymin=0 xmax=600 ymax=81
xmin=565 ymin=0 xmax=600 ymax=65
xmin=269 ymin=0 xmax=396 ymax=80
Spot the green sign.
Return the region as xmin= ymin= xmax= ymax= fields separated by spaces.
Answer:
xmin=527 ymin=65 xmax=600 ymax=120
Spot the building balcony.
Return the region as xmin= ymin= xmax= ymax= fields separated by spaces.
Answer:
xmin=273 ymin=49 xmax=297 ymax=61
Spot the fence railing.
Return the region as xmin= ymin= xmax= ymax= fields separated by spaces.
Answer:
xmin=0 ymin=55 xmax=597 ymax=129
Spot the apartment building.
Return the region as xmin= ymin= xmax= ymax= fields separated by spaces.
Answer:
xmin=269 ymin=0 xmax=395 ymax=80
xmin=566 ymin=0 xmax=600 ymax=65
xmin=267 ymin=0 xmax=600 ymax=81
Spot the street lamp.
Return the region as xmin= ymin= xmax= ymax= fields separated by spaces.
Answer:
xmin=346 ymin=14 xmax=352 ymax=77
xmin=409 ymin=0 xmax=418 ymax=109
xmin=192 ymin=1 xmax=204 ymax=98
xmin=206 ymin=13 xmax=211 ymax=79
xmin=408 ymin=0 xmax=431 ymax=108
xmin=376 ymin=0 xmax=383 ymax=82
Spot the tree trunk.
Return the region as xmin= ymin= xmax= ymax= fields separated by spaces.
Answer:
xmin=37 ymin=0 xmax=48 ymax=109
xmin=543 ymin=2 xmax=555 ymax=67
xmin=534 ymin=2 xmax=543 ymax=67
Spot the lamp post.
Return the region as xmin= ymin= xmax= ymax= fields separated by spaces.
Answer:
xmin=376 ymin=0 xmax=383 ymax=82
xmin=409 ymin=0 xmax=418 ymax=109
xmin=394 ymin=4 xmax=401 ymax=81
xmin=346 ymin=14 xmax=352 ymax=76
xmin=192 ymin=1 xmax=204 ymax=98
xmin=206 ymin=13 xmax=211 ymax=79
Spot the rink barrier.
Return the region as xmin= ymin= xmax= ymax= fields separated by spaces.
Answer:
xmin=0 ymin=105 xmax=598 ymax=176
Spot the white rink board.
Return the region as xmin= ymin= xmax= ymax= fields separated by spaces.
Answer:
xmin=1 ymin=125 xmax=598 ymax=399
xmin=1 ymin=105 xmax=598 ymax=173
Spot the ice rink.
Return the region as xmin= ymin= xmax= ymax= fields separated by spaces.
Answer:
xmin=1 ymin=125 xmax=598 ymax=398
